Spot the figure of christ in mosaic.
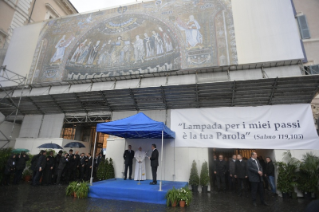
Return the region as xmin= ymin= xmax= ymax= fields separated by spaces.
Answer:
xmin=176 ymin=15 xmax=203 ymax=48
xmin=133 ymin=35 xmax=145 ymax=63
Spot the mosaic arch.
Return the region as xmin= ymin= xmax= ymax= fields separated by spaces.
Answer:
xmin=29 ymin=0 xmax=237 ymax=83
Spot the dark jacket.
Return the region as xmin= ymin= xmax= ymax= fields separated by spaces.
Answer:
xmin=36 ymin=154 xmax=47 ymax=170
xmin=229 ymin=159 xmax=236 ymax=175
xmin=87 ymin=157 xmax=93 ymax=168
xmin=16 ymin=154 xmax=29 ymax=170
xmin=247 ymin=158 xmax=263 ymax=182
xmin=150 ymin=149 xmax=159 ymax=167
xmin=5 ymin=155 xmax=16 ymax=174
xmin=235 ymin=160 xmax=247 ymax=178
xmin=68 ymin=154 xmax=76 ymax=168
xmin=31 ymin=154 xmax=40 ymax=171
xmin=213 ymin=160 xmax=227 ymax=175
xmin=265 ymin=161 xmax=275 ymax=176
xmin=123 ymin=150 xmax=135 ymax=165
xmin=45 ymin=155 xmax=55 ymax=170
xmin=58 ymin=156 xmax=67 ymax=170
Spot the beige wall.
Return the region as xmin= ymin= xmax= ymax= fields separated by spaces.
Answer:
xmin=0 ymin=1 xmax=15 ymax=47
xmin=293 ymin=0 xmax=319 ymax=64
xmin=29 ymin=0 xmax=73 ymax=23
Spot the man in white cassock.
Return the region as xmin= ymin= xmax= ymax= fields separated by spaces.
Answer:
xmin=134 ymin=147 xmax=147 ymax=181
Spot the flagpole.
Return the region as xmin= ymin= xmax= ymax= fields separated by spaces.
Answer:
xmin=90 ymin=131 xmax=98 ymax=186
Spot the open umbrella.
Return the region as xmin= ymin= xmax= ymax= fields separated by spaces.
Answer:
xmin=38 ymin=143 xmax=63 ymax=149
xmin=64 ymin=142 xmax=85 ymax=148
xmin=12 ymin=148 xmax=30 ymax=154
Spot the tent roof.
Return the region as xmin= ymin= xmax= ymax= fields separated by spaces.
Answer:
xmin=96 ymin=112 xmax=175 ymax=139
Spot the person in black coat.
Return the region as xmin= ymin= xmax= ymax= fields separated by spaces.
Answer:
xmin=123 ymin=145 xmax=135 ymax=180
xmin=42 ymin=151 xmax=54 ymax=185
xmin=66 ymin=149 xmax=76 ymax=182
xmin=86 ymin=153 xmax=93 ymax=181
xmin=258 ymin=156 xmax=268 ymax=189
xmin=148 ymin=144 xmax=159 ymax=185
xmin=234 ymin=154 xmax=247 ymax=196
xmin=79 ymin=153 xmax=86 ymax=181
xmin=265 ymin=157 xmax=276 ymax=195
xmin=2 ymin=154 xmax=16 ymax=185
xmin=32 ymin=150 xmax=47 ymax=186
xmin=13 ymin=152 xmax=29 ymax=185
xmin=213 ymin=155 xmax=227 ymax=191
xmin=53 ymin=150 xmax=62 ymax=184
xmin=30 ymin=151 xmax=41 ymax=180
xmin=211 ymin=155 xmax=217 ymax=190
xmin=56 ymin=153 xmax=68 ymax=185
xmin=247 ymin=152 xmax=268 ymax=206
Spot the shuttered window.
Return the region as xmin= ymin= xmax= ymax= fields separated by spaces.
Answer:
xmin=309 ymin=65 xmax=319 ymax=75
xmin=297 ymin=15 xmax=311 ymax=39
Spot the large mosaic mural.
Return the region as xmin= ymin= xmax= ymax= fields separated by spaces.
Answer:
xmin=29 ymin=0 xmax=237 ymax=83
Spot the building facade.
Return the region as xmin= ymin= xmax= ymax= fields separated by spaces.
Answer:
xmin=0 ymin=0 xmax=77 ymax=65
xmin=1 ymin=0 xmax=319 ymax=195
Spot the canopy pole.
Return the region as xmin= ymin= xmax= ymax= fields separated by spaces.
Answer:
xmin=159 ymin=130 xmax=164 ymax=191
xmin=90 ymin=131 xmax=98 ymax=186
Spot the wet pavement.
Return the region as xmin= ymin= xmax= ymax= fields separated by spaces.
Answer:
xmin=0 ymin=183 xmax=311 ymax=212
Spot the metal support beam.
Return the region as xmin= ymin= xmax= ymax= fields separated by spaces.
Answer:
xmin=49 ymin=95 xmax=65 ymax=113
xmin=28 ymin=97 xmax=44 ymax=114
xmin=160 ymin=86 xmax=168 ymax=110
xmin=268 ymin=78 xmax=278 ymax=105
xmin=74 ymin=93 xmax=88 ymax=113
xmin=195 ymin=84 xmax=199 ymax=108
xmin=99 ymin=91 xmax=113 ymax=111
xmin=129 ymin=89 xmax=139 ymax=111
xmin=231 ymin=81 xmax=236 ymax=106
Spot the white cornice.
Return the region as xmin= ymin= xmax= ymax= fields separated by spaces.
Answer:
xmin=45 ymin=3 xmax=61 ymax=17
xmin=54 ymin=0 xmax=78 ymax=15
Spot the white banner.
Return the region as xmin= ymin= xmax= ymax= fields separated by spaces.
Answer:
xmin=171 ymin=104 xmax=319 ymax=149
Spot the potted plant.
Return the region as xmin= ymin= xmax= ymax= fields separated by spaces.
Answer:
xmin=165 ymin=187 xmax=179 ymax=207
xmin=189 ymin=160 xmax=199 ymax=192
xmin=200 ymin=161 xmax=209 ymax=193
xmin=276 ymin=151 xmax=299 ymax=199
xmin=75 ymin=181 xmax=90 ymax=199
xmin=297 ymin=152 xmax=319 ymax=200
xmin=22 ymin=168 xmax=32 ymax=182
xmin=178 ymin=186 xmax=192 ymax=207
xmin=106 ymin=158 xmax=115 ymax=179
xmin=97 ymin=159 xmax=106 ymax=180
xmin=66 ymin=181 xmax=78 ymax=197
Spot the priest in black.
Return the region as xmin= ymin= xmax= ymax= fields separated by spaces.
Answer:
xmin=43 ymin=151 xmax=54 ymax=185
xmin=123 ymin=145 xmax=135 ymax=180
xmin=32 ymin=150 xmax=47 ymax=186
xmin=213 ymin=155 xmax=227 ymax=191
xmin=149 ymin=144 xmax=159 ymax=185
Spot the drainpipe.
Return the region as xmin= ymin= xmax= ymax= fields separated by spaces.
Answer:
xmin=28 ymin=0 xmax=36 ymax=23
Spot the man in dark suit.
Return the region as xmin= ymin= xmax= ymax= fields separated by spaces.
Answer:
xmin=229 ymin=154 xmax=237 ymax=191
xmin=123 ymin=145 xmax=135 ymax=180
xmin=234 ymin=154 xmax=247 ymax=196
xmin=211 ymin=155 xmax=217 ymax=190
xmin=213 ymin=155 xmax=227 ymax=191
xmin=42 ymin=151 xmax=54 ymax=185
xmin=53 ymin=150 xmax=62 ymax=184
xmin=247 ymin=152 xmax=268 ymax=206
xmin=79 ymin=153 xmax=86 ymax=181
xmin=86 ymin=153 xmax=93 ymax=181
xmin=56 ymin=153 xmax=68 ymax=185
xmin=32 ymin=150 xmax=47 ymax=186
xmin=14 ymin=151 xmax=29 ymax=185
xmin=148 ymin=144 xmax=159 ymax=185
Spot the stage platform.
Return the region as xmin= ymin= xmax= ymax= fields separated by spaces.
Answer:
xmin=88 ymin=178 xmax=188 ymax=204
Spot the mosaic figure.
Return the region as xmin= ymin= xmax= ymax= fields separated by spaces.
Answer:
xmin=176 ymin=15 xmax=203 ymax=47
xmin=50 ymin=35 xmax=74 ymax=64
xmin=133 ymin=35 xmax=145 ymax=63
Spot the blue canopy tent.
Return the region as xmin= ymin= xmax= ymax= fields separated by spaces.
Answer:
xmin=92 ymin=112 xmax=175 ymax=191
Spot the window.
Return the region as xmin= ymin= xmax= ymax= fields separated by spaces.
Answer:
xmin=297 ymin=15 xmax=311 ymax=39
xmin=309 ymin=65 xmax=319 ymax=75
xmin=61 ymin=127 xmax=76 ymax=140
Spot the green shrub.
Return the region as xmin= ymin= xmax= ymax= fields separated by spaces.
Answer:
xmin=189 ymin=160 xmax=199 ymax=186
xmin=0 ymin=148 xmax=13 ymax=182
xmin=106 ymin=158 xmax=115 ymax=179
xmin=200 ymin=161 xmax=209 ymax=186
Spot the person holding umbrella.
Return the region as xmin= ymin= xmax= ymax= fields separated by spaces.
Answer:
xmin=13 ymin=151 xmax=29 ymax=185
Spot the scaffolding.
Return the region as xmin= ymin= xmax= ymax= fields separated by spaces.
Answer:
xmin=0 ymin=65 xmax=27 ymax=148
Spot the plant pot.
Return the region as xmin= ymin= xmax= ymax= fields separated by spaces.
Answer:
xmin=202 ymin=186 xmax=208 ymax=193
xmin=191 ymin=185 xmax=198 ymax=192
xmin=171 ymin=201 xmax=177 ymax=207
xmin=282 ymin=192 xmax=289 ymax=199
xmin=179 ymin=200 xmax=186 ymax=208
xmin=73 ymin=192 xmax=77 ymax=198
xmin=303 ymin=192 xmax=312 ymax=200
xmin=24 ymin=175 xmax=31 ymax=182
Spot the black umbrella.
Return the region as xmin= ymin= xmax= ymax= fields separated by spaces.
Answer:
xmin=38 ymin=143 xmax=63 ymax=149
xmin=64 ymin=142 xmax=85 ymax=148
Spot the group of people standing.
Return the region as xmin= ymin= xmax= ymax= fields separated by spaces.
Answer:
xmin=212 ymin=152 xmax=276 ymax=207
xmin=123 ymin=144 xmax=159 ymax=185
xmin=2 ymin=149 xmax=104 ymax=186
